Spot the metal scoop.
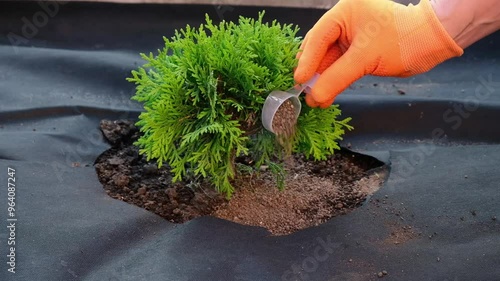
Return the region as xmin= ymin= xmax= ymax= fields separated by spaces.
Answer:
xmin=262 ymin=73 xmax=320 ymax=134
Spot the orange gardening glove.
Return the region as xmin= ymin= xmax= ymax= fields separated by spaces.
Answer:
xmin=294 ymin=0 xmax=464 ymax=108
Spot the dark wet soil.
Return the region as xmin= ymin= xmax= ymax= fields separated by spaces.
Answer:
xmin=95 ymin=119 xmax=387 ymax=235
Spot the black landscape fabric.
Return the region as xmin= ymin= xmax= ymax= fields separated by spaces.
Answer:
xmin=1 ymin=1 xmax=500 ymax=281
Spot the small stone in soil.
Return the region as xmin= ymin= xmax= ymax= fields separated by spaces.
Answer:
xmin=143 ymin=164 xmax=159 ymax=175
xmin=137 ymin=187 xmax=147 ymax=195
xmin=112 ymin=174 xmax=129 ymax=187
xmin=100 ymin=119 xmax=137 ymax=146
xmin=108 ymin=157 xmax=125 ymax=166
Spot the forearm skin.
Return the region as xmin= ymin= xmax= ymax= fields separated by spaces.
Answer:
xmin=430 ymin=0 xmax=500 ymax=49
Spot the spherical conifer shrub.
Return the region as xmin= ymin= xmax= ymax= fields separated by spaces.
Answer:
xmin=128 ymin=12 xmax=352 ymax=198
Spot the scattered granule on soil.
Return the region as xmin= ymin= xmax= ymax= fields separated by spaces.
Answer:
xmin=384 ymin=224 xmax=420 ymax=245
xmin=214 ymin=166 xmax=388 ymax=235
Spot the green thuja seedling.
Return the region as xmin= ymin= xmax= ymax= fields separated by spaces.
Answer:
xmin=127 ymin=12 xmax=352 ymax=198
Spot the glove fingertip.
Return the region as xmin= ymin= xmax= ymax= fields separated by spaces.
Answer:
xmin=305 ymin=93 xmax=320 ymax=108
xmin=294 ymin=67 xmax=314 ymax=84
xmin=319 ymin=99 xmax=335 ymax=109
xmin=308 ymin=82 xmax=336 ymax=105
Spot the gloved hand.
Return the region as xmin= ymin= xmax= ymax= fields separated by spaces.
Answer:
xmin=294 ymin=0 xmax=464 ymax=108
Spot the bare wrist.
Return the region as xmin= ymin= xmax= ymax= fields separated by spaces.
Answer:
xmin=429 ymin=0 xmax=471 ymax=48
xmin=430 ymin=0 xmax=500 ymax=49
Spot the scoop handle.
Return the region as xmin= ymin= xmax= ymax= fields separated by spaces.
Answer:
xmin=287 ymin=73 xmax=320 ymax=96
xmin=302 ymin=73 xmax=320 ymax=95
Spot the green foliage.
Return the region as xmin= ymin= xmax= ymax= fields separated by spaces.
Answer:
xmin=296 ymin=105 xmax=353 ymax=160
xmin=127 ymin=12 xmax=352 ymax=198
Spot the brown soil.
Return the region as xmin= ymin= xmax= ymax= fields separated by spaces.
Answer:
xmin=95 ymin=119 xmax=388 ymax=235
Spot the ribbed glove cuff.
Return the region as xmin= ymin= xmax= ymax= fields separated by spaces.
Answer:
xmin=394 ymin=0 xmax=464 ymax=75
